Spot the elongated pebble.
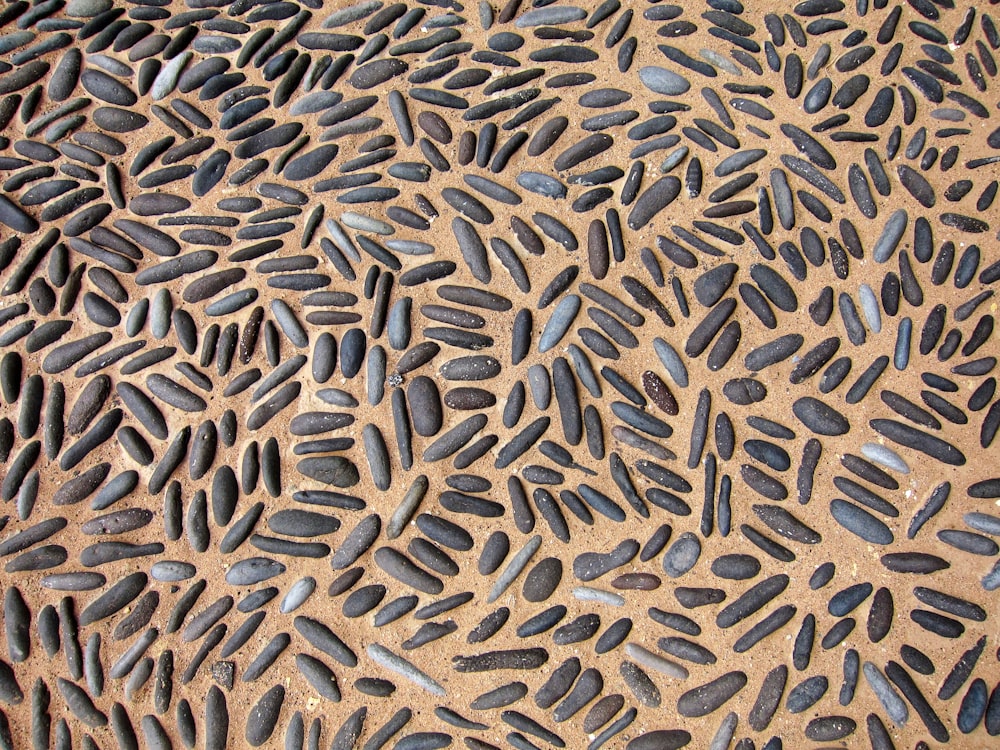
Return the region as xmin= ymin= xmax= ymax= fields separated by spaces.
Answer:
xmin=861 ymin=443 xmax=909 ymax=474
xmin=573 ymin=587 xmax=625 ymax=606
xmin=832 ymin=500 xmax=893 ymax=545
xmin=453 ymin=648 xmax=548 ymax=673
xmin=367 ymin=644 xmax=444 ymax=696
xmin=488 ymin=534 xmax=542 ymax=603
xmin=870 ymin=418 xmax=965 ymax=466
xmin=652 ymin=338 xmax=689 ymax=387
xmin=629 ymin=177 xmax=681 ymax=230
xmin=624 ymin=643 xmax=688 ymax=679
xmin=873 ymin=210 xmax=908 ymax=263
xmin=639 ymin=67 xmax=691 ymax=96
xmin=678 ymin=672 xmax=747 ymax=718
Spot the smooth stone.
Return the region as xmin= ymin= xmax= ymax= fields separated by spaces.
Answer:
xmin=639 ymin=66 xmax=691 ymax=95
xmin=67 ymin=0 xmax=112 ymax=16
xmin=515 ymin=6 xmax=587 ymax=27
xmin=862 ymin=662 xmax=909 ymax=725
xmin=793 ymin=396 xmax=850 ymax=435
xmin=627 ymin=730 xmax=692 ymax=750
xmin=407 ymin=376 xmax=443 ymax=436
xmin=805 ymin=715 xmax=857 ymax=742
xmin=620 ymin=661 xmax=661 ymax=708
xmin=574 ymin=539 xmax=639 ymax=582
xmin=226 ymin=558 xmax=285 ymax=585
xmin=677 ymin=671 xmax=747 ymax=717
xmin=711 ymin=554 xmax=760 ymax=580
xmin=522 ymin=558 xmax=562 ymax=602
xmin=872 ymin=209 xmax=908 ymax=263
xmin=268 ymin=510 xmax=340 ymax=537
xmin=786 ymin=675 xmax=829 ymax=713
xmin=662 ymin=533 xmax=701 ymax=578
xmin=629 ymin=176 xmax=681 ymax=230
xmin=245 ymin=684 xmax=284 ymax=746
xmin=373 ymin=547 xmax=444 ymax=595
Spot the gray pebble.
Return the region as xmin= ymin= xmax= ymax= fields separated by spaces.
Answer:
xmin=638 ymin=66 xmax=691 ymax=95
xmin=662 ymin=532 xmax=701 ymax=578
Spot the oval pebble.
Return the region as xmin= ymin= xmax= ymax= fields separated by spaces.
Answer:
xmin=639 ymin=67 xmax=691 ymax=96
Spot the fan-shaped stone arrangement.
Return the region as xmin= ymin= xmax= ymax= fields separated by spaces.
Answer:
xmin=0 ymin=0 xmax=999 ymax=748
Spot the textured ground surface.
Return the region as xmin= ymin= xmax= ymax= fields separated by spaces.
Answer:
xmin=0 ymin=0 xmax=1000 ymax=748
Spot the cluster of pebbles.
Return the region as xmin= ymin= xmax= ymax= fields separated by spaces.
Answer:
xmin=0 ymin=0 xmax=1000 ymax=747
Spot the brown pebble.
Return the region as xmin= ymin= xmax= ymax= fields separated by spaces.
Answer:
xmin=611 ymin=573 xmax=662 ymax=590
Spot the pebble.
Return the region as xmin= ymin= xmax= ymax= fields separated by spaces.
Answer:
xmin=662 ymin=533 xmax=701 ymax=578
xmin=488 ymin=535 xmax=542 ymax=603
xmin=245 ymin=684 xmax=284 ymax=746
xmin=614 ymin=663 xmax=657 ymax=712
xmin=786 ymin=675 xmax=829 ymax=714
xmin=627 ymin=730 xmax=691 ymax=750
xmin=574 ymin=539 xmax=639 ymax=582
xmin=628 ymin=176 xmax=681 ymax=230
xmin=522 ymin=557 xmax=562 ymax=602
xmin=830 ymin=497 xmax=894 ymax=544
xmin=374 ymin=547 xmax=443 ymax=595
xmin=886 ymin=661 xmax=950 ymax=741
xmin=638 ymin=66 xmax=691 ymax=96
xmin=678 ymin=671 xmax=747 ymax=717
xmin=860 ymin=442 xmax=910 ymax=474
xmin=625 ymin=643 xmax=688 ymax=679
xmin=572 ymin=586 xmax=625 ymax=606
